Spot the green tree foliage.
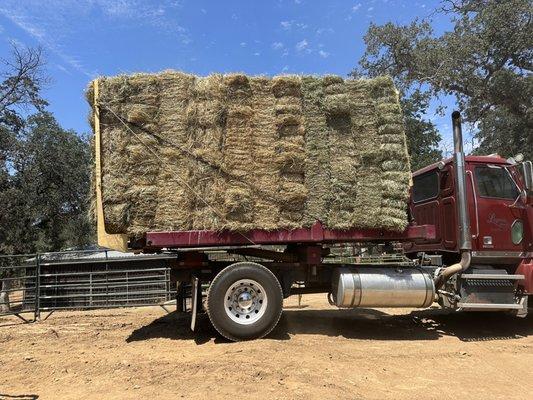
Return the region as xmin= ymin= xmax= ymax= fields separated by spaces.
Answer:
xmin=356 ymin=0 xmax=532 ymax=160
xmin=353 ymin=23 xmax=443 ymax=171
xmin=11 ymin=113 xmax=93 ymax=252
xmin=0 ymin=45 xmax=47 ymax=254
xmin=0 ymin=45 xmax=93 ymax=254
xmin=401 ymin=91 xmax=443 ymax=170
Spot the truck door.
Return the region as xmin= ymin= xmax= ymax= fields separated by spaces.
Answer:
xmin=440 ymin=165 xmax=457 ymax=249
xmin=471 ymin=164 xmax=522 ymax=252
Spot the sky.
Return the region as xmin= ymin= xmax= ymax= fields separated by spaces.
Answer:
xmin=0 ymin=0 xmax=469 ymax=155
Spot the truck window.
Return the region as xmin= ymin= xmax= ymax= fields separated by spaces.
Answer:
xmin=475 ymin=166 xmax=519 ymax=200
xmin=440 ymin=167 xmax=453 ymax=195
xmin=412 ymin=170 xmax=439 ymax=203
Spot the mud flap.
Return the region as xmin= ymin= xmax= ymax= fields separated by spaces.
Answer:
xmin=516 ymin=295 xmax=528 ymax=318
xmin=190 ymin=276 xmax=200 ymax=331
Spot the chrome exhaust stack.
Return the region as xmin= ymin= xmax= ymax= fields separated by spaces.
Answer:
xmin=451 ymin=111 xmax=472 ymax=252
xmin=435 ymin=111 xmax=472 ymax=290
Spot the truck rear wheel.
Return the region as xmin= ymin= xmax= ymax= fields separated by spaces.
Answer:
xmin=207 ymin=262 xmax=283 ymax=341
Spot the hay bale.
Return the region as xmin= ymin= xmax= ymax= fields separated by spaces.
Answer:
xmin=92 ymin=74 xmax=162 ymax=234
xmin=220 ymin=74 xmax=256 ymax=230
xmin=187 ymin=74 xmax=227 ymax=229
xmin=323 ymin=93 xmax=352 ymax=116
xmin=249 ymin=77 xmax=279 ymax=230
xmin=301 ymin=76 xmax=331 ymax=226
xmin=272 ymin=76 xmax=301 ymax=98
xmin=271 ymin=76 xmax=307 ymax=228
xmin=88 ymin=71 xmax=411 ymax=236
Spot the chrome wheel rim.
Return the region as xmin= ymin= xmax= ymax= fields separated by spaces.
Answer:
xmin=224 ymin=279 xmax=267 ymax=325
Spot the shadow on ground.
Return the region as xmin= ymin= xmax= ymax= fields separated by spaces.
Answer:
xmin=0 ymin=394 xmax=39 ymax=399
xmin=126 ymin=312 xmax=217 ymax=345
xmin=408 ymin=308 xmax=533 ymax=342
xmin=126 ymin=307 xmax=533 ymax=344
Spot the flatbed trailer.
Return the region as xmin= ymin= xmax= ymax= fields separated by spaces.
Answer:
xmin=140 ymin=221 xmax=435 ymax=249
xmin=135 ymin=222 xmax=438 ymax=341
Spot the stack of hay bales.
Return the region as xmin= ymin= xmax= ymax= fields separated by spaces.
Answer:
xmin=87 ymin=71 xmax=411 ymax=237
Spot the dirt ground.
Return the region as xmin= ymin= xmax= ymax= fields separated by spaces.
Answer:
xmin=0 ymin=294 xmax=532 ymax=400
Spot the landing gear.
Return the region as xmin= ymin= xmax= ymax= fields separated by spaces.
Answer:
xmin=206 ymin=262 xmax=283 ymax=341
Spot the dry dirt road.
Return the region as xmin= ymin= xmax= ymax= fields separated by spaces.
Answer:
xmin=1 ymin=294 xmax=532 ymax=400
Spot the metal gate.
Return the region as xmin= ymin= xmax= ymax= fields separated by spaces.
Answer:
xmin=0 ymin=254 xmax=38 ymax=322
xmin=0 ymin=250 xmax=176 ymax=322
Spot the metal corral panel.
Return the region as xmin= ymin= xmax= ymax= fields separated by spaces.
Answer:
xmin=37 ymin=252 xmax=176 ymax=311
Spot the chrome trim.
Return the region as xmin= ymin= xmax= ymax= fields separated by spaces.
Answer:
xmin=452 ymin=112 xmax=472 ymax=250
xmin=471 ymin=251 xmax=531 ymax=259
xmin=224 ymin=278 xmax=268 ymax=325
xmin=522 ymin=161 xmax=533 ymax=191
xmin=335 ymin=268 xmax=434 ymax=308
xmin=466 ymin=170 xmax=479 ymax=239
xmin=454 ymin=153 xmax=472 ymax=249
xmin=511 ymin=219 xmax=524 ymax=245
xmin=504 ymin=166 xmax=521 ymax=194
xmin=457 ymin=303 xmax=523 ymax=310
xmin=461 ymin=274 xmax=524 ymax=280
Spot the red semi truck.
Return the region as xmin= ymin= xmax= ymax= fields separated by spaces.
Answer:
xmin=97 ymin=112 xmax=532 ymax=341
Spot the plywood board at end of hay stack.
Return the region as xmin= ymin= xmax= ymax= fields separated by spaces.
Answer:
xmin=87 ymin=71 xmax=411 ymax=238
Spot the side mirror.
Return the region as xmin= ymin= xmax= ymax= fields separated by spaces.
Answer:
xmin=521 ymin=161 xmax=533 ymax=192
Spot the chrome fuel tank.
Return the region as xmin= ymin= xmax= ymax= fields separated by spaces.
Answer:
xmin=332 ymin=268 xmax=435 ymax=308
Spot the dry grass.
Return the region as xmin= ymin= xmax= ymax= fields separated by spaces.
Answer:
xmin=87 ymin=72 xmax=410 ymax=236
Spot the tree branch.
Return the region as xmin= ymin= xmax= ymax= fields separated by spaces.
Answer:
xmin=0 ymin=43 xmax=48 ymax=116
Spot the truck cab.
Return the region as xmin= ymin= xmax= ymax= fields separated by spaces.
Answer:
xmin=405 ymin=154 xmax=533 ymax=311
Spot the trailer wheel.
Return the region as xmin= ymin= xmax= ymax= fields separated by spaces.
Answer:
xmin=207 ymin=262 xmax=283 ymax=341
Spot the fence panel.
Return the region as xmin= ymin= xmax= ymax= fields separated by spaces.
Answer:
xmin=0 ymin=250 xmax=176 ymax=321
xmin=0 ymin=254 xmax=38 ymax=321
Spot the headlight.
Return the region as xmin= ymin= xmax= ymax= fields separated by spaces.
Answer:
xmin=511 ymin=220 xmax=523 ymax=245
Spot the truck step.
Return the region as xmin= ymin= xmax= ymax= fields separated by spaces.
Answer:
xmin=457 ymin=302 xmax=523 ymax=310
xmin=461 ymin=274 xmax=524 ymax=280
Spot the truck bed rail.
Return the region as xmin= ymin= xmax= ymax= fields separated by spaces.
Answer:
xmin=143 ymin=222 xmax=436 ymax=250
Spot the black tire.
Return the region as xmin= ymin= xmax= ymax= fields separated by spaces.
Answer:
xmin=207 ymin=262 xmax=283 ymax=341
